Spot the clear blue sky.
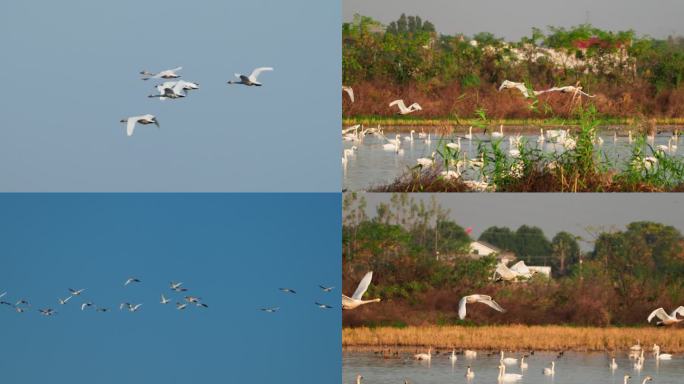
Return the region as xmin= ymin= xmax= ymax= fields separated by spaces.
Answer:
xmin=0 ymin=0 xmax=340 ymax=191
xmin=0 ymin=194 xmax=341 ymax=383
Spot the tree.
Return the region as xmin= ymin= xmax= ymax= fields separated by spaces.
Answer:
xmin=514 ymin=225 xmax=552 ymax=264
xmin=551 ymin=232 xmax=581 ymax=276
xmin=479 ymin=226 xmax=517 ymax=252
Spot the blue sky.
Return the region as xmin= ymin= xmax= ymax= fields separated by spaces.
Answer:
xmin=0 ymin=0 xmax=340 ymax=191
xmin=0 ymin=194 xmax=341 ymax=383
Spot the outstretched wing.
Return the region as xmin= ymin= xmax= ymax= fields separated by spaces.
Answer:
xmin=648 ymin=307 xmax=668 ymax=323
xmin=249 ymin=67 xmax=274 ymax=82
xmin=476 ymin=296 xmax=505 ymax=313
xmin=408 ymin=102 xmax=422 ymax=111
xmin=342 ymin=86 xmax=355 ymax=102
xmin=389 ymin=99 xmax=406 ymax=109
xmin=458 ymin=296 xmax=468 ymax=320
xmin=671 ymin=306 xmax=684 ymax=318
xmin=351 ymin=271 xmax=373 ymax=300
xmin=126 ymin=117 xmax=137 ymax=137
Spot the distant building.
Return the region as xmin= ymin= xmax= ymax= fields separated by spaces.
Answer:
xmin=469 ymin=241 xmax=516 ymax=263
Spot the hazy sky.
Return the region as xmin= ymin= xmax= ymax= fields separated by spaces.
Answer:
xmin=0 ymin=194 xmax=340 ymax=384
xmin=343 ymin=0 xmax=684 ymax=40
xmin=361 ymin=194 xmax=684 ymax=249
xmin=0 ymin=0 xmax=340 ymax=192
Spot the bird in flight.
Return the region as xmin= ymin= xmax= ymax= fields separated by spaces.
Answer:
xmin=140 ymin=66 xmax=183 ymax=80
xmin=81 ymin=302 xmax=94 ymax=311
xmin=96 ymin=307 xmax=109 ymax=313
xmin=260 ymin=307 xmax=280 ymax=313
xmin=58 ymin=296 xmax=73 ymax=305
xmin=227 ymin=67 xmax=274 ymax=86
xmin=39 ymin=308 xmax=57 ymax=316
xmin=176 ymin=302 xmax=188 ymax=310
xmin=279 ymin=288 xmax=296 ymax=294
xmin=342 ymin=86 xmax=355 ymax=103
xmin=160 ymin=294 xmax=171 ymax=305
xmin=124 ymin=277 xmax=141 ymax=286
xmin=342 ymin=271 xmax=381 ymax=310
xmin=69 ymin=288 xmax=86 ymax=296
xmin=319 ymin=285 xmax=334 ymax=292
xmin=0 ymin=292 xmax=6 ymax=299
xmin=389 ymin=99 xmax=422 ymax=115
xmin=315 ymin=302 xmax=333 ymax=309
xmin=458 ymin=294 xmax=506 ymax=320
xmin=119 ymin=115 xmax=159 ymax=137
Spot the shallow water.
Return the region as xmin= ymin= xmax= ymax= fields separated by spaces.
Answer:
xmin=343 ymin=350 xmax=684 ymax=384
xmin=342 ymin=128 xmax=682 ymax=191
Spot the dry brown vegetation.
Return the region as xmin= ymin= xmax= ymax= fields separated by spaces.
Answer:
xmin=343 ymin=325 xmax=684 ymax=352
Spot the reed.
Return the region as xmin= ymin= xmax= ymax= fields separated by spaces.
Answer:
xmin=343 ymin=325 xmax=684 ymax=352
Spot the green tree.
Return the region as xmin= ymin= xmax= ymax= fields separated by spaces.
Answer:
xmin=551 ymin=231 xmax=581 ymax=276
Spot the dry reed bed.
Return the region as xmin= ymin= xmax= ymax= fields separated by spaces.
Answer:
xmin=343 ymin=325 xmax=684 ymax=352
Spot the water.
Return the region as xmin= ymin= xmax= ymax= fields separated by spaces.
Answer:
xmin=343 ymin=350 xmax=684 ymax=384
xmin=342 ymin=127 xmax=682 ymax=191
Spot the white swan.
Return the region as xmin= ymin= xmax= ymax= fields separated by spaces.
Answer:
xmin=622 ymin=375 xmax=631 ymax=384
xmin=647 ymin=306 xmax=684 ymax=325
xmin=414 ymin=347 xmax=431 ymax=361
xmin=383 ymin=134 xmax=402 ymax=152
xmin=520 ymin=356 xmax=528 ymax=370
xmin=160 ymin=294 xmax=170 ymax=304
xmin=227 ymin=67 xmax=273 ymax=86
xmin=499 ymin=80 xmax=535 ymax=98
xmin=543 ymin=361 xmax=555 ymax=375
xmin=466 ymin=366 xmax=475 ymax=379
xmin=404 ymin=130 xmax=416 ymax=142
xmin=342 ymin=86 xmax=355 ymax=103
xmin=458 ymin=294 xmax=505 ymax=320
xmin=609 ymin=357 xmax=618 ymax=370
xmin=124 ymin=277 xmax=141 ymax=286
xmin=69 ymin=288 xmax=85 ymax=296
xmin=500 ymin=351 xmax=518 ymax=365
xmin=536 ymin=85 xmax=595 ymax=98
xmin=119 ymin=114 xmax=159 ymax=137
xmin=342 ymin=271 xmax=381 ymax=310
xmin=416 ymin=152 xmax=436 ymax=168
xmin=498 ymin=364 xmax=523 ymax=382
xmin=464 ymin=350 xmax=477 ymax=359
xmin=389 ymin=99 xmax=422 ymax=115
xmin=355 ymin=375 xmax=363 ymax=384
xmin=151 ymin=80 xmax=199 ymax=100
xmin=656 ymin=350 xmax=673 ymax=360
xmin=492 ymin=125 xmax=504 ymax=138
xmin=446 ymin=138 xmax=462 ymax=151
xmin=465 ymin=126 xmax=473 ymax=140
xmin=140 ymin=66 xmax=182 ymax=80
xmin=640 ymin=377 xmax=653 ymax=384
xmin=449 ymin=348 xmax=457 ymax=363
xmin=58 ymin=296 xmax=72 ymax=305
xmin=538 ymin=128 xmax=545 ymax=143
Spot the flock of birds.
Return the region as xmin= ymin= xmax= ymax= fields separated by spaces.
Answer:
xmin=0 ymin=277 xmax=341 ymax=317
xmin=0 ymin=278 xmax=209 ymax=316
xmin=344 ymin=271 xmax=682 ymax=384
xmin=120 ymin=65 xmax=273 ymax=136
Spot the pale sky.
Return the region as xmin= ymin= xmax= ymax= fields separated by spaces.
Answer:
xmin=344 ymin=0 xmax=684 ymax=40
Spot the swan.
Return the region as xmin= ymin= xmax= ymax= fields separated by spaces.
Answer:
xmin=500 ymin=351 xmax=518 ymax=365
xmin=652 ymin=344 xmax=660 ymax=357
xmin=492 ymin=125 xmax=504 ymax=138
xmin=614 ymin=132 xmax=618 ymax=144
xmin=416 ymin=152 xmax=436 ymax=168
xmin=463 ymin=179 xmax=491 ymax=192
xmin=642 ymin=156 xmax=658 ymax=170
xmin=609 ymin=357 xmax=618 ymax=369
xmin=176 ymin=302 xmax=188 ymax=310
xmin=260 ymin=307 xmax=280 ymax=313
xmin=119 ymin=115 xmax=159 ymax=137
xmin=498 ymin=364 xmax=523 ymax=382
xmin=543 ymin=361 xmax=555 ymax=375
xmin=69 ymin=288 xmax=85 ymax=296
xmin=160 ymin=294 xmax=170 ymax=304
xmin=628 ymin=131 xmax=633 ymax=144
xmin=414 ymin=347 xmax=431 ymax=361
xmin=449 ymin=348 xmax=457 ymax=363
xmin=655 ymin=350 xmax=673 ymax=360
xmin=81 ymin=302 xmax=93 ymax=311
xmin=140 ymin=66 xmax=182 ymax=80
xmin=465 ymin=366 xmax=475 ymax=379
xmin=464 ymin=350 xmax=477 ymax=359
xmin=355 ymin=375 xmax=363 ymax=384
xmin=342 ymin=151 xmax=349 ymax=168
xmin=640 ymin=377 xmax=653 ymax=384
xmin=279 ymin=288 xmax=296 ymax=294
xmin=465 ymin=126 xmax=473 ymax=140
xmin=633 ymin=351 xmax=644 ymax=370
xmin=647 ymin=306 xmax=684 ymax=325
xmin=538 ymin=129 xmax=545 ymax=143
xmin=383 ymin=135 xmax=402 ymax=152
xmin=440 ymin=166 xmax=461 ymax=181
xmin=58 ymin=296 xmax=72 ymax=305
xmin=630 ymin=340 xmax=642 ymax=352
xmin=342 ymin=86 xmax=354 ymax=102
xmin=39 ymin=308 xmax=57 ymax=316
xmin=498 ymin=80 xmax=535 ymax=98
xmin=227 ymin=67 xmax=273 ymax=86
xmin=124 ymin=277 xmax=141 ymax=286
xmin=315 ymin=302 xmax=333 ymax=309
xmin=622 ymin=375 xmax=631 ymax=384
xmin=536 ymin=85 xmax=595 ymax=98
xmin=389 ymin=99 xmax=422 ymax=115
xmin=418 ymin=129 xmax=427 ymax=139
xmin=404 ymin=130 xmax=415 ymax=142
xmin=342 ymin=271 xmax=381 ymax=310
xmin=458 ymin=294 xmax=505 ymax=320
xmin=426 ymin=132 xmax=432 ymax=144
xmin=520 ymin=356 xmax=528 ymax=370
xmin=151 ymin=80 xmax=199 ymax=100
xmin=446 ymin=138 xmax=462 ymax=151
xmin=319 ymin=285 xmax=334 ymax=292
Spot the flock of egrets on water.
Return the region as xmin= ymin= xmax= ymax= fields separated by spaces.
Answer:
xmin=341 ymin=81 xmax=681 ymax=186
xmin=120 ymin=66 xmax=273 ymax=136
xmin=344 ymin=271 xmax=681 ymax=384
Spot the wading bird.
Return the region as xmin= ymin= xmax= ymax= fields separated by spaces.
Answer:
xmin=342 ymin=271 xmax=381 ymax=310
xmin=458 ymin=294 xmax=505 ymax=320
xmin=227 ymin=67 xmax=273 ymax=86
xmin=119 ymin=115 xmax=159 ymax=137
xmin=389 ymin=99 xmax=422 ymax=115
xmin=140 ymin=67 xmax=182 ymax=80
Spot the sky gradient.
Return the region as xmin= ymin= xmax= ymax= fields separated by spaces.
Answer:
xmin=0 ymin=0 xmax=340 ymax=191
xmin=344 ymin=0 xmax=684 ymax=40
xmin=361 ymin=193 xmax=684 ymax=249
xmin=0 ymin=193 xmax=341 ymax=383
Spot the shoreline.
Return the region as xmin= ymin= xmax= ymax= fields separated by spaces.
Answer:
xmin=343 ymin=325 xmax=684 ymax=352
